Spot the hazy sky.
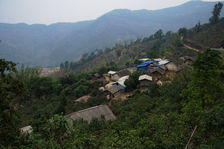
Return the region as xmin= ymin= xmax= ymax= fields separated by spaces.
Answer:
xmin=0 ymin=0 xmax=222 ymax=24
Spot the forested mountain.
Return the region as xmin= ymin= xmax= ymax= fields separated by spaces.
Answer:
xmin=0 ymin=1 xmax=223 ymax=66
xmin=59 ymin=16 xmax=224 ymax=73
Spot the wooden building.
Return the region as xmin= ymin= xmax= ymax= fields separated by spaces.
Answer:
xmin=139 ymin=75 xmax=152 ymax=87
xmin=105 ymin=85 xmax=121 ymax=98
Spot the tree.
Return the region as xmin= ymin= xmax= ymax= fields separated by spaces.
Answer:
xmin=194 ymin=21 xmax=201 ymax=33
xmin=182 ymin=49 xmax=224 ymax=124
xmin=154 ymin=29 xmax=163 ymax=40
xmin=209 ymin=2 xmax=223 ymax=24
xmin=124 ymin=71 xmax=143 ymax=91
xmin=165 ymin=31 xmax=173 ymax=37
xmin=0 ymin=59 xmax=26 ymax=147
xmin=29 ymin=77 xmax=55 ymax=99
xmin=220 ymin=40 xmax=224 ymax=48
xmin=178 ymin=27 xmax=187 ymax=37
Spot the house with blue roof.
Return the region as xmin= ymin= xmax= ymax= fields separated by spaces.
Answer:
xmin=137 ymin=60 xmax=157 ymax=71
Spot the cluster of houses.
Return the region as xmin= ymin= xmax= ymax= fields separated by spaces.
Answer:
xmin=20 ymin=56 xmax=195 ymax=134
xmin=100 ymin=56 xmax=194 ymax=98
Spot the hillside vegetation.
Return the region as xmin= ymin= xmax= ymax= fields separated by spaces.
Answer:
xmin=1 ymin=2 xmax=224 ymax=149
xmin=60 ymin=17 xmax=224 ymax=73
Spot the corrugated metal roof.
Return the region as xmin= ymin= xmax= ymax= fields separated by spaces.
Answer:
xmin=139 ymin=75 xmax=152 ymax=81
xmin=138 ymin=58 xmax=150 ymax=61
xmin=117 ymin=75 xmax=129 ymax=87
xmin=137 ymin=60 xmax=155 ymax=67
xmin=158 ymin=59 xmax=170 ymax=65
xmin=108 ymin=71 xmax=117 ymax=75
xmin=66 ymin=105 xmax=116 ymax=123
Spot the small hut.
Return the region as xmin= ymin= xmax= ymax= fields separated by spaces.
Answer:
xmin=139 ymin=75 xmax=152 ymax=87
xmin=105 ymin=85 xmax=121 ymax=98
xmin=66 ymin=105 xmax=116 ymax=123
xmin=148 ymin=67 xmax=165 ymax=81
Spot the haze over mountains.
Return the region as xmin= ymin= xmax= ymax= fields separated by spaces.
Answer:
xmin=0 ymin=1 xmax=223 ymax=67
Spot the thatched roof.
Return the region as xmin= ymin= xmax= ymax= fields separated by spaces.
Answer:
xmin=117 ymin=69 xmax=131 ymax=77
xmin=105 ymin=82 xmax=116 ymax=89
xmin=149 ymin=67 xmax=166 ymax=75
xmin=66 ymin=105 xmax=116 ymax=123
xmin=107 ymin=85 xmax=120 ymax=94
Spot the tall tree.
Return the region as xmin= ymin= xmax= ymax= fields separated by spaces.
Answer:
xmin=182 ymin=49 xmax=224 ymax=124
xmin=178 ymin=27 xmax=187 ymax=37
xmin=0 ymin=59 xmax=26 ymax=147
xmin=209 ymin=2 xmax=223 ymax=24
xmin=154 ymin=29 xmax=163 ymax=40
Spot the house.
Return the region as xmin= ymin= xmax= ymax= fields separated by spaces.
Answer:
xmin=111 ymin=74 xmax=120 ymax=81
xmin=164 ymin=61 xmax=178 ymax=71
xmin=154 ymin=59 xmax=178 ymax=71
xmin=105 ymin=85 xmax=121 ymax=98
xmin=108 ymin=71 xmax=120 ymax=81
xmin=148 ymin=66 xmax=166 ymax=81
xmin=117 ymin=69 xmax=131 ymax=77
xmin=137 ymin=60 xmax=157 ymax=71
xmin=20 ymin=125 xmax=33 ymax=134
xmin=113 ymin=75 xmax=129 ymax=90
xmin=105 ymin=82 xmax=116 ymax=89
xmin=74 ymin=95 xmax=91 ymax=103
xmin=66 ymin=105 xmax=116 ymax=123
xmin=108 ymin=71 xmax=117 ymax=77
xmin=139 ymin=75 xmax=152 ymax=87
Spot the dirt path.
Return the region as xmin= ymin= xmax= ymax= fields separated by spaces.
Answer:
xmin=104 ymin=75 xmax=110 ymax=82
xmin=183 ymin=44 xmax=200 ymax=52
xmin=180 ymin=36 xmax=200 ymax=53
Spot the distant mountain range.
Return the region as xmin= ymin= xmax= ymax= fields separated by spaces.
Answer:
xmin=0 ymin=0 xmax=223 ymax=66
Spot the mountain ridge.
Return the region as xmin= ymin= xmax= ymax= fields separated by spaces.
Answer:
xmin=0 ymin=1 xmax=223 ymax=66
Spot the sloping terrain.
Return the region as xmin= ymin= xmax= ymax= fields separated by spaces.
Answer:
xmin=66 ymin=18 xmax=224 ymax=73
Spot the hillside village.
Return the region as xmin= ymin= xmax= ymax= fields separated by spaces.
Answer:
xmin=99 ymin=56 xmax=194 ymax=100
xmin=2 ymin=2 xmax=224 ymax=148
xmin=21 ymin=56 xmax=195 ymax=134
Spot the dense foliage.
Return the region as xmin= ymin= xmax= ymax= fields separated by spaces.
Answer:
xmin=1 ymin=48 xmax=224 ymax=148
